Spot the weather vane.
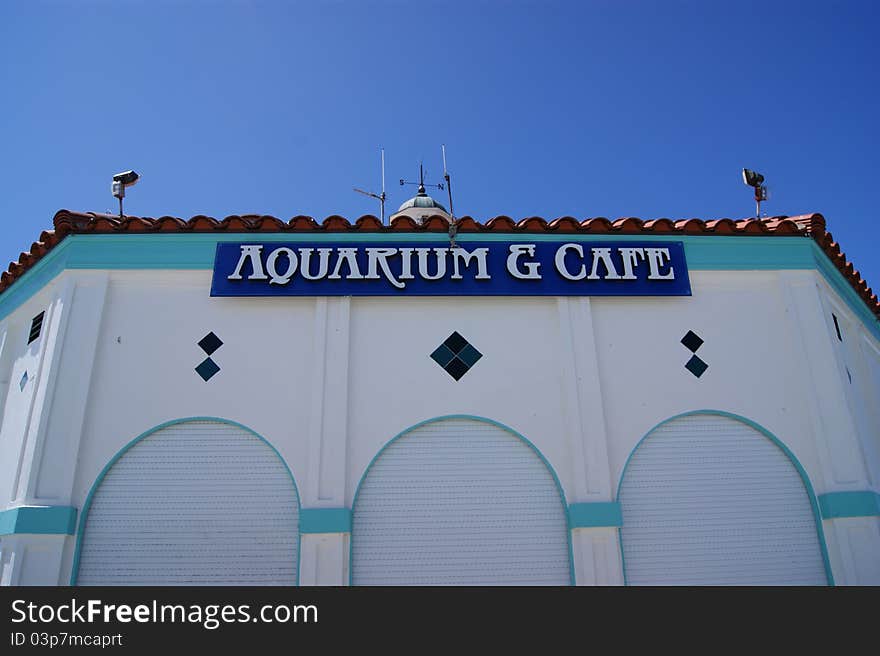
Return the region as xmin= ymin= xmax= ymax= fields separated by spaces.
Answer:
xmin=400 ymin=162 xmax=444 ymax=194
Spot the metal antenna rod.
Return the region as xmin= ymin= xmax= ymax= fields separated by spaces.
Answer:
xmin=441 ymin=145 xmax=455 ymax=220
xmin=381 ymin=148 xmax=386 ymax=224
xmin=353 ymin=147 xmax=387 ymax=224
xmin=442 ymin=144 xmax=457 ymax=248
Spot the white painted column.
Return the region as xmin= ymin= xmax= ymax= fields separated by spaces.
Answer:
xmin=1 ymin=273 xmax=110 ymax=585
xmin=0 ymin=280 xmax=73 ymax=586
xmin=570 ymin=527 xmax=623 ymax=585
xmin=557 ymin=297 xmax=623 ymax=585
xmin=30 ymin=274 xmax=109 ymax=505
xmin=11 ymin=278 xmax=75 ymax=505
xmin=853 ymin=335 xmax=880 ymax=487
xmin=778 ymin=271 xmax=872 ymax=585
xmin=0 ymin=535 xmax=67 ymax=586
xmin=0 ymin=317 xmax=30 ymax=506
xmin=301 ymin=297 xmax=351 ymax=585
xmin=0 ymin=322 xmax=17 ymax=427
xmin=298 ymin=534 xmax=350 ymax=586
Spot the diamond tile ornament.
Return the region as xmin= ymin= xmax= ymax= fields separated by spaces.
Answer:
xmin=431 ymin=332 xmax=483 ymax=380
xmin=198 ymin=332 xmax=223 ymax=355
xmin=195 ymin=358 xmax=220 ymax=381
xmin=685 ymin=355 xmax=708 ymax=378
xmin=680 ymin=330 xmax=704 ymax=353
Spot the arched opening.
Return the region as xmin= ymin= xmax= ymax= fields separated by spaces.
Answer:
xmin=618 ymin=412 xmax=830 ymax=585
xmin=74 ymin=418 xmax=300 ymax=585
xmin=351 ymin=416 xmax=571 ymax=585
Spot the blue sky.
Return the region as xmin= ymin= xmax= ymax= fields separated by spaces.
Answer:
xmin=1 ymin=1 xmax=878 ymax=298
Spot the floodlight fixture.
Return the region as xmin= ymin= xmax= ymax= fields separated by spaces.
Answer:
xmin=742 ymin=168 xmax=768 ymax=217
xmin=742 ymin=169 xmax=764 ymax=187
xmin=111 ymin=170 xmax=140 ymax=218
xmin=113 ymin=170 xmax=140 ymax=186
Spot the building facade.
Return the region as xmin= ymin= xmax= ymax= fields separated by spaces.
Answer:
xmin=0 ymin=206 xmax=878 ymax=585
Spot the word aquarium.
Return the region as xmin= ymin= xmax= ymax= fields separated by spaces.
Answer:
xmin=210 ymin=241 xmax=691 ymax=297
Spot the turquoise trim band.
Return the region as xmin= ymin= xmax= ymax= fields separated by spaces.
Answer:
xmin=818 ymin=491 xmax=880 ymax=519
xmin=1 ymin=234 xmax=877 ymax=342
xmin=568 ymin=502 xmax=623 ymax=528
xmin=616 ymin=409 xmax=835 ymax=587
xmin=0 ymin=506 xmax=77 ymax=535
xmin=70 ymin=416 xmax=302 ymax=586
xmin=300 ymin=508 xmax=352 ymax=533
xmin=350 ymin=414 xmax=576 ymax=586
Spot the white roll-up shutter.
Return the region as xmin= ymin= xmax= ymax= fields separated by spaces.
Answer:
xmin=619 ymin=414 xmax=827 ymax=585
xmin=77 ymin=420 xmax=299 ymax=585
xmin=352 ymin=418 xmax=570 ymax=585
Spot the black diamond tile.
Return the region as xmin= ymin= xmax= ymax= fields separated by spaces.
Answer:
xmin=681 ymin=330 xmax=704 ymax=353
xmin=198 ymin=331 xmax=223 ymax=355
xmin=444 ymin=357 xmax=470 ymax=381
xmin=430 ymin=344 xmax=455 ymax=367
xmin=685 ymin=355 xmax=708 ymax=378
xmin=457 ymin=343 xmax=483 ymax=367
xmin=433 ymin=332 xmax=483 ymax=381
xmin=442 ymin=331 xmax=469 ymax=355
xmin=195 ymin=357 xmax=220 ymax=381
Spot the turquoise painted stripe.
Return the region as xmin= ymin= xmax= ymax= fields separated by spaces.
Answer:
xmin=63 ymin=232 xmax=818 ymax=268
xmin=1 ymin=234 xmax=877 ymax=342
xmin=568 ymin=502 xmax=623 ymax=528
xmin=299 ymin=508 xmax=352 ymax=534
xmin=818 ymin=491 xmax=880 ymax=519
xmin=0 ymin=506 xmax=77 ymax=535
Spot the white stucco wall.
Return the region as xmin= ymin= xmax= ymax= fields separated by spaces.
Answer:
xmin=0 ymin=258 xmax=878 ymax=585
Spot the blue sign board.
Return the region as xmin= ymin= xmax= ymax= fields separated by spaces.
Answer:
xmin=210 ymin=241 xmax=691 ymax=297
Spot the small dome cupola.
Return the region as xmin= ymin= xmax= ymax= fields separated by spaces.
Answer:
xmin=390 ymin=163 xmax=451 ymax=225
